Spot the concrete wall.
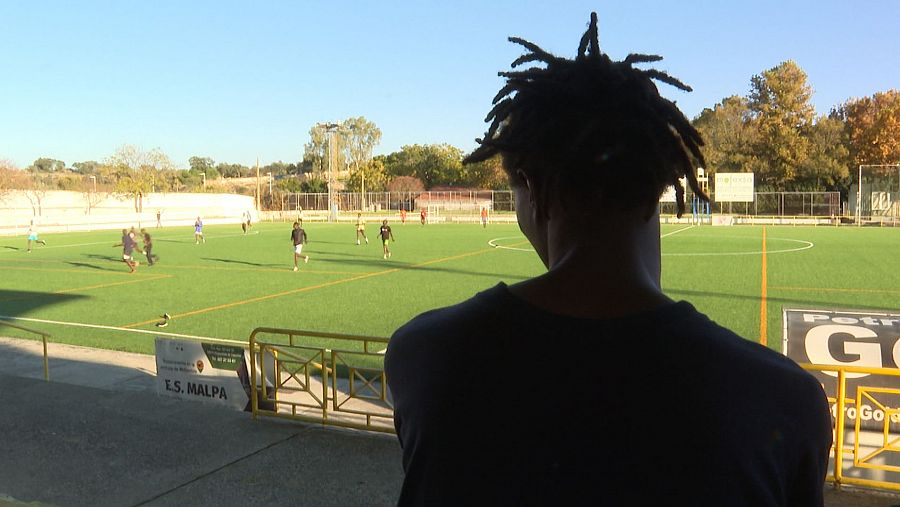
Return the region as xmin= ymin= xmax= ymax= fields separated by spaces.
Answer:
xmin=0 ymin=191 xmax=257 ymax=235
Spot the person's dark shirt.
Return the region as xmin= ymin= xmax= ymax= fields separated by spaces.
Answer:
xmin=122 ymin=234 xmax=137 ymax=255
xmin=291 ymin=228 xmax=306 ymax=246
xmin=380 ymin=225 xmax=392 ymax=241
xmin=143 ymin=232 xmax=152 ymax=247
xmin=385 ymin=283 xmax=832 ymax=506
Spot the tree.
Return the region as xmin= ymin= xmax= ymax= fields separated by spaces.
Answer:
xmin=261 ymin=161 xmax=298 ymax=177
xmin=463 ymin=155 xmax=509 ymax=189
xmin=23 ymin=168 xmax=48 ymax=216
xmin=747 ymin=61 xmax=815 ymax=189
xmin=189 ymin=156 xmax=215 ymax=174
xmin=797 ymin=115 xmax=851 ymax=192
xmin=837 ymin=90 xmax=900 ymax=166
xmin=386 ymin=175 xmax=425 ymax=192
xmin=347 ymin=158 xmax=387 ymax=193
xmin=30 ymin=157 xmax=66 ymax=173
xmin=383 ymin=144 xmax=465 ymax=188
xmin=72 ymin=160 xmax=102 ymax=174
xmin=340 ymin=117 xmax=382 ymax=203
xmin=0 ymin=159 xmax=28 ymax=202
xmin=107 ymin=145 xmax=174 ymax=212
xmin=300 ymin=177 xmax=328 ymax=193
xmin=216 ymin=162 xmax=250 ymax=178
xmin=692 ymin=96 xmax=758 ymax=175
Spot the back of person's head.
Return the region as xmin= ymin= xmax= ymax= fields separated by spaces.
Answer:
xmin=292 ymin=221 xmax=299 ymax=228
xmin=464 ymin=12 xmax=708 ymax=220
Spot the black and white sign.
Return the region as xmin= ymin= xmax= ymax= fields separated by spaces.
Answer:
xmin=783 ymin=308 xmax=900 ymax=430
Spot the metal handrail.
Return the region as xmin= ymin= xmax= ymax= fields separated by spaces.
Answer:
xmin=248 ymin=327 xmax=392 ymax=433
xmin=0 ymin=319 xmax=52 ymax=381
xmin=800 ymin=363 xmax=900 ymax=492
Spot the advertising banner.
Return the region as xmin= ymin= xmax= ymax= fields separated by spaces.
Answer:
xmin=155 ymin=338 xmax=253 ymax=411
xmin=783 ymin=308 xmax=900 ymax=431
xmin=714 ymin=172 xmax=754 ymax=202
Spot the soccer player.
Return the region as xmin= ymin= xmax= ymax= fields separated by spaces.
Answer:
xmin=355 ymin=213 xmax=368 ymax=245
xmin=156 ymin=209 xmax=162 ymax=228
xmin=480 ymin=206 xmax=488 ymax=228
xmin=140 ymin=228 xmax=157 ymax=266
xmin=419 ymin=208 xmax=426 ymax=225
xmin=385 ymin=13 xmax=831 ymax=506
xmin=290 ymin=221 xmax=309 ymax=271
xmin=378 ymin=219 xmax=394 ymax=259
xmin=113 ymin=228 xmax=142 ymax=273
xmin=25 ymin=221 xmax=47 ymax=252
xmin=400 ymin=207 xmax=407 ymax=225
xmin=194 ymin=217 xmax=205 ymax=244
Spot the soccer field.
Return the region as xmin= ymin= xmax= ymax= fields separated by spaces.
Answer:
xmin=0 ymin=221 xmax=897 ymax=355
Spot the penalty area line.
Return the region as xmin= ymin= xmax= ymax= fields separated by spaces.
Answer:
xmin=0 ymin=315 xmax=244 ymax=345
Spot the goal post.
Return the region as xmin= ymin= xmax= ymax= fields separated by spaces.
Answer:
xmin=856 ymin=164 xmax=900 ymax=225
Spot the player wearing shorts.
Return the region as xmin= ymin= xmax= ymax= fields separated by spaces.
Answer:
xmin=378 ymin=220 xmax=394 ymax=259
xmin=291 ymin=221 xmax=309 ymax=271
xmin=194 ymin=217 xmax=205 ymax=244
xmin=26 ymin=221 xmax=47 ymax=252
xmin=113 ymin=228 xmax=143 ymax=273
xmin=420 ymin=208 xmax=427 ymax=225
xmin=480 ymin=207 xmax=488 ymax=228
xmin=355 ymin=213 xmax=368 ymax=245
xmin=400 ymin=208 xmax=407 ymax=225
xmin=140 ymin=228 xmax=157 ymax=266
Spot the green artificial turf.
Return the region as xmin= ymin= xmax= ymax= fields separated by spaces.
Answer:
xmin=0 ymin=221 xmax=897 ymax=355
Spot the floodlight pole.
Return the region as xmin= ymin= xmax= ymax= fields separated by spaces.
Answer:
xmin=317 ymin=122 xmax=341 ymax=222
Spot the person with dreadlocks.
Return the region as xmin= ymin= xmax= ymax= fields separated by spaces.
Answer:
xmin=385 ymin=13 xmax=830 ymax=506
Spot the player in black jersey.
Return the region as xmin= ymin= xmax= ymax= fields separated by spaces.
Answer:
xmin=378 ymin=220 xmax=394 ymax=259
xmin=290 ymin=221 xmax=309 ymax=271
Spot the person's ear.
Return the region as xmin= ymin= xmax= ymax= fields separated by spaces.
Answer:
xmin=517 ymin=170 xmax=539 ymax=218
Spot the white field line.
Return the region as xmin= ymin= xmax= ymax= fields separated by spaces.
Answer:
xmin=487 ymin=237 xmax=534 ymax=252
xmin=662 ymin=238 xmax=814 ymax=257
xmin=491 ymin=228 xmax=814 ymax=257
xmin=0 ymin=315 xmax=245 ymax=346
xmin=660 ymin=225 xmax=695 ymax=238
xmin=0 ymin=230 xmax=260 ymax=254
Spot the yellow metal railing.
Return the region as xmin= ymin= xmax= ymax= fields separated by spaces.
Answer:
xmin=248 ymin=327 xmax=393 ymax=433
xmin=0 ymin=320 xmax=52 ymax=381
xmin=801 ymin=364 xmax=900 ymax=492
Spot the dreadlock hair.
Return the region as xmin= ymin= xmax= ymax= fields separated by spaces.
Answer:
xmin=463 ymin=12 xmax=708 ymax=219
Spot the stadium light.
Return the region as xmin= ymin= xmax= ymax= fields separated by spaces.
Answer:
xmin=317 ymin=122 xmax=342 ymax=222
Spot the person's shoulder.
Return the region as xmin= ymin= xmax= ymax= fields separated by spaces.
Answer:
xmin=675 ymin=303 xmax=821 ymax=392
xmin=389 ymin=284 xmax=506 ymax=348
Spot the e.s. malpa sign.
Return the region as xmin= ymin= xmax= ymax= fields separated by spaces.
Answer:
xmin=155 ymin=338 xmax=254 ymax=411
xmin=783 ymin=308 xmax=900 ymax=430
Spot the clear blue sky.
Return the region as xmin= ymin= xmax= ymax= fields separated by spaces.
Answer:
xmin=1 ymin=1 xmax=897 ymax=169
